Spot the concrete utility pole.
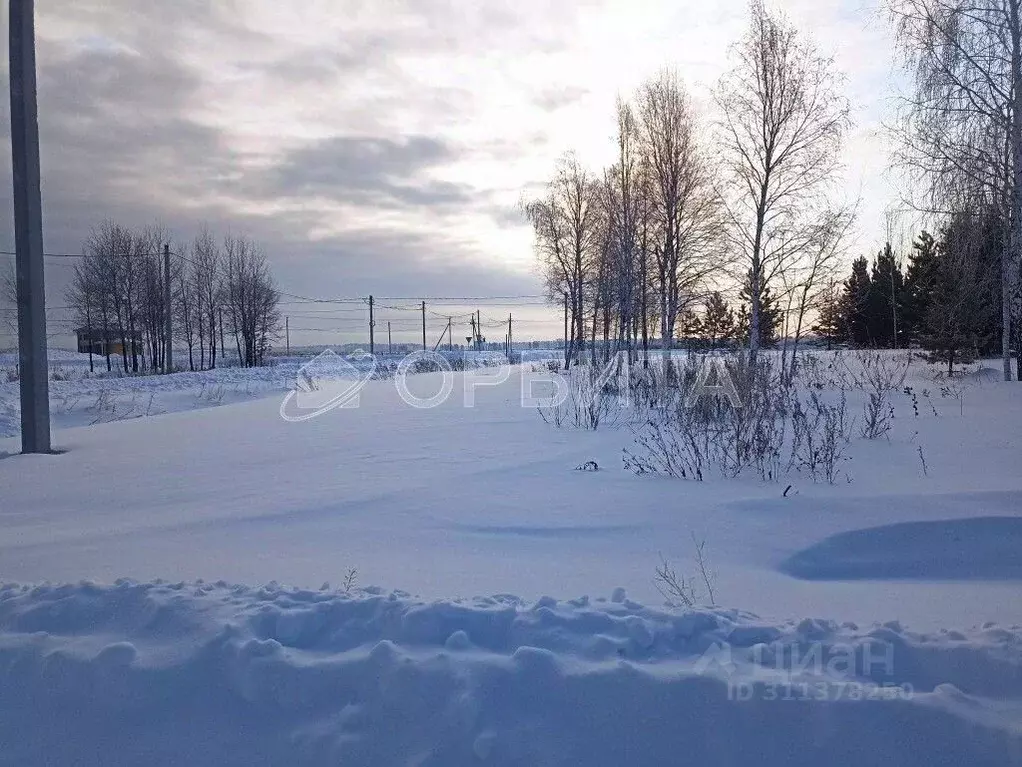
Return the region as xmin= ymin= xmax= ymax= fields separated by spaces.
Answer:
xmin=388 ymin=321 xmax=392 ymax=354
xmin=163 ymin=244 xmax=173 ymax=373
xmin=447 ymin=317 xmax=452 ymax=351
xmin=9 ymin=0 xmax=50 ymax=453
xmin=368 ymin=295 xmax=375 ymax=355
xmin=421 ymin=300 xmax=426 ymax=350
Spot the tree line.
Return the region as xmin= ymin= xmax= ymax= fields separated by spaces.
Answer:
xmin=522 ymin=0 xmax=853 ymax=380
xmin=526 ymin=0 xmax=1022 ymax=380
xmin=813 ymin=212 xmax=1004 ymax=373
xmin=65 ymin=221 xmax=281 ymax=373
xmin=887 ymin=0 xmax=1021 ymax=379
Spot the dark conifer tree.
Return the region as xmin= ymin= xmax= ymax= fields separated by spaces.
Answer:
xmin=812 ymin=282 xmax=844 ymax=349
xmin=701 ymin=291 xmax=736 ymax=350
xmin=866 ymin=243 xmax=906 ymax=348
xmin=920 ymin=217 xmax=995 ymax=374
xmin=901 ymin=231 xmax=939 ymax=346
xmin=738 ymin=272 xmax=782 ymax=347
xmin=840 ymin=256 xmax=872 ymax=346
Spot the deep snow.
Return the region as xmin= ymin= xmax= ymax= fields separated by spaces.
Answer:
xmin=1 ymin=357 xmax=1020 ymax=629
xmin=0 ymin=349 xmax=513 ymax=438
xmin=0 ymin=580 xmax=1019 ymax=767
xmin=1 ymin=351 xmax=1021 ymax=764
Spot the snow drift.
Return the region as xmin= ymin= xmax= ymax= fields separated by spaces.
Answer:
xmin=780 ymin=516 xmax=1022 ymax=580
xmin=0 ymin=580 xmax=1019 ymax=766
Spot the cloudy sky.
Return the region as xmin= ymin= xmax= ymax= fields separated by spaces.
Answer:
xmin=0 ymin=0 xmax=908 ymax=345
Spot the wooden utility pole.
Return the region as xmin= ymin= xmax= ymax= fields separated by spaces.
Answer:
xmin=447 ymin=317 xmax=452 ymax=351
xmin=563 ymin=293 xmax=568 ymax=367
xmin=84 ymin=287 xmax=94 ymax=373
xmin=285 ymin=316 xmax=290 ymax=354
xmin=388 ymin=321 xmax=392 ymax=354
xmin=421 ymin=301 xmax=426 ymax=350
xmin=476 ymin=309 xmax=481 ymax=351
xmin=218 ymin=306 xmax=225 ymax=368
xmin=469 ymin=315 xmax=476 ymax=351
xmin=9 ymin=0 xmax=50 ymax=452
xmin=368 ymin=295 xmax=375 ymax=355
xmin=507 ymin=312 xmax=512 ymax=359
xmin=163 ymin=244 xmax=173 ymax=373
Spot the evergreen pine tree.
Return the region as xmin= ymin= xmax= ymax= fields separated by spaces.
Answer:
xmin=902 ymin=231 xmax=939 ymax=346
xmin=677 ymin=309 xmax=702 ymax=346
xmin=812 ymin=282 xmax=844 ymax=350
xmin=839 ymin=256 xmax=872 ymax=346
xmin=920 ymin=220 xmax=994 ymax=374
xmin=701 ymin=292 xmax=736 ymax=350
xmin=960 ymin=212 xmax=1006 ymax=357
xmin=866 ymin=243 xmax=906 ymax=348
xmin=738 ymin=272 xmax=782 ymax=347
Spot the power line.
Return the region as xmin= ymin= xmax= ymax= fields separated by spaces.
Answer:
xmin=2 ymin=249 xmax=552 ymax=308
xmin=376 ymin=294 xmax=544 ymax=301
xmin=282 ymin=293 xmax=548 ymax=304
xmin=278 ymin=292 xmax=364 ymax=304
xmin=0 ymin=249 xmax=169 ymax=259
xmin=8 ymin=247 xmax=556 ymax=340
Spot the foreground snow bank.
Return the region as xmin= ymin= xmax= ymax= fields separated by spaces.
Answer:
xmin=0 ymin=581 xmax=1019 ymax=766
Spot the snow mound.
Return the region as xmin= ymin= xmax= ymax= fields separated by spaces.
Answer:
xmin=0 ymin=581 xmax=1020 ymax=766
xmin=780 ymin=517 xmax=1022 ymax=581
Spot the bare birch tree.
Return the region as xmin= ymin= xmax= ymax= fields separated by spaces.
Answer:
xmin=636 ymin=156 xmax=657 ymax=362
xmin=604 ymin=98 xmax=643 ymax=357
xmin=637 ymin=69 xmax=722 ymax=358
xmin=175 ymin=250 xmax=198 ymax=371
xmin=0 ymin=261 xmax=15 ymax=343
xmin=223 ymin=234 xmax=280 ymax=367
xmin=191 ymin=227 xmax=221 ymax=370
xmin=135 ymin=224 xmax=172 ymax=372
xmin=716 ymin=0 xmax=851 ymax=366
xmin=524 ymin=153 xmax=602 ymax=368
xmin=80 ymin=222 xmax=136 ymax=372
xmin=65 ymin=260 xmax=96 ymax=372
xmin=777 ymin=207 xmax=856 ymax=381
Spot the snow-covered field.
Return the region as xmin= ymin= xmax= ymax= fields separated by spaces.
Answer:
xmin=0 ymin=350 xmax=1020 ymax=765
xmin=0 ymin=348 xmax=512 ymax=438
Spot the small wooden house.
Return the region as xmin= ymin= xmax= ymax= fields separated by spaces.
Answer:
xmin=75 ymin=327 xmax=142 ymax=357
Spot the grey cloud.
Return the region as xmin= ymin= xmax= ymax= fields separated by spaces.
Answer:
xmin=0 ymin=32 xmax=240 ymax=249
xmin=533 ymin=85 xmax=590 ymax=112
xmin=491 ymin=206 xmax=528 ymax=230
xmin=0 ymin=0 xmax=548 ymax=343
xmin=257 ymin=40 xmax=400 ymax=85
xmin=263 ymin=227 xmax=540 ymax=300
xmin=252 ymin=135 xmax=477 ymax=209
xmin=37 ymin=1 xmax=269 ymax=52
